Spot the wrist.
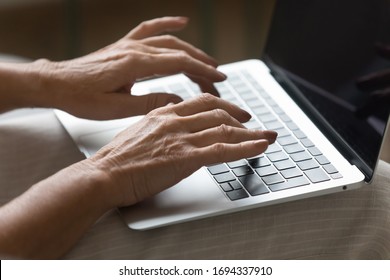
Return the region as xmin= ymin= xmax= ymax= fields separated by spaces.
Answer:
xmin=68 ymin=159 xmax=119 ymax=212
xmin=0 ymin=59 xmax=56 ymax=112
xmin=86 ymin=152 xmax=140 ymax=208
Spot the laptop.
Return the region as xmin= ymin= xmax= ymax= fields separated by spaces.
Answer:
xmin=55 ymin=0 xmax=390 ymax=230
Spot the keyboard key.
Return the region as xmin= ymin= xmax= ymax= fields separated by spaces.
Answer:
xmin=297 ymin=159 xmax=320 ymax=170
xmin=291 ymin=151 xmax=312 ymax=162
xmin=308 ymin=147 xmax=322 ymax=156
xmin=267 ymin=99 xmax=278 ymax=107
xmin=264 ymin=121 xmax=284 ymax=130
xmin=278 ymin=136 xmax=298 ymax=146
xmin=188 ymin=82 xmax=201 ymax=93
xmin=207 ymin=164 xmax=229 ymax=175
xmin=304 ymin=167 xmax=330 ymax=183
xmin=168 ymin=83 xmax=189 ymax=93
xmin=323 ymin=164 xmax=338 ymax=174
xmin=258 ymin=114 xmax=277 ymax=123
xmin=247 ymin=99 xmax=262 ymax=108
xmin=227 ymin=159 xmax=247 ymax=169
xmin=279 ymin=113 xmax=291 ymax=122
xmin=315 ymin=155 xmax=330 ymax=165
xmin=283 ymin=143 xmax=305 ymax=154
xmin=269 ymin=175 xmax=310 ymax=192
xmin=255 ymin=165 xmax=278 ymax=176
xmin=220 ymin=183 xmax=233 ymax=192
xmin=222 ymin=95 xmax=236 ymax=103
xmin=214 ymin=172 xmax=235 ymax=183
xmin=241 ymin=92 xmax=256 ymax=101
xmin=286 ymin=122 xmax=299 ymax=130
xmin=331 ymin=172 xmax=343 ymax=179
xmin=229 ymin=180 xmax=244 ymax=190
xmin=265 ymin=144 xmax=282 ymax=154
xmin=273 ymin=106 xmax=285 ymax=115
xmin=262 ymin=173 xmax=285 ymax=185
xmin=228 ymin=77 xmax=243 ymax=86
xmin=258 ymin=90 xmax=270 ymax=99
xmin=252 ymin=106 xmax=270 ymax=116
xmin=274 ymin=128 xmax=290 ymax=137
xmin=150 ymin=87 xmax=166 ymax=93
xmin=300 ymin=138 xmax=315 ymax=147
xmin=267 ymin=151 xmax=289 ymax=162
xmin=232 ymin=165 xmax=254 ymax=177
xmin=248 ymin=156 xmax=271 ymax=168
xmin=281 ymin=167 xmax=303 ymax=179
xmin=245 ymin=120 xmax=261 ymax=129
xmin=274 ymin=159 xmax=296 ymax=170
xmin=226 ymin=189 xmax=249 ymax=201
xmin=288 ymin=175 xmax=310 ymax=187
xmin=293 ymin=130 xmax=307 ymax=139
xmin=238 ymin=174 xmax=269 ymax=196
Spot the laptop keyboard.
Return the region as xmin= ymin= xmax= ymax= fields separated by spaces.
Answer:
xmin=149 ymin=70 xmax=343 ymax=201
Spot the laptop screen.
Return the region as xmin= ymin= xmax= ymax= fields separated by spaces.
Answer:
xmin=264 ymin=0 xmax=390 ymax=180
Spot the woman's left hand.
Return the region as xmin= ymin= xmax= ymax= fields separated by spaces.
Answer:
xmin=31 ymin=16 xmax=226 ymax=119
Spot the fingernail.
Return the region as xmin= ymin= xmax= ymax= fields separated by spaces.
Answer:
xmin=176 ymin=16 xmax=189 ymax=23
xmin=242 ymin=110 xmax=252 ymax=121
xmin=218 ymin=71 xmax=227 ymax=80
xmin=262 ymin=130 xmax=278 ymax=143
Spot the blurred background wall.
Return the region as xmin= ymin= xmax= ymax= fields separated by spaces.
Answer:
xmin=0 ymin=0 xmax=275 ymax=63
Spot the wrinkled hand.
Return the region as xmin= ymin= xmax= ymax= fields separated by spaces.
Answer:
xmin=34 ymin=17 xmax=225 ymax=120
xmin=88 ymin=94 xmax=277 ymax=207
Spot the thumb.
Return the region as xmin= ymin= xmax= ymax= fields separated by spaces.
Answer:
xmin=127 ymin=93 xmax=183 ymax=115
xmin=63 ymin=92 xmax=183 ymax=120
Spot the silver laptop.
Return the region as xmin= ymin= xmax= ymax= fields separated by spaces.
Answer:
xmin=56 ymin=0 xmax=390 ymax=230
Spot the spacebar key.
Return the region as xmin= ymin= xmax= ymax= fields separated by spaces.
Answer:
xmin=238 ymin=174 xmax=269 ymax=196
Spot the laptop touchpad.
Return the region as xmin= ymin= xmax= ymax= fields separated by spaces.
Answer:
xmin=78 ymin=127 xmax=125 ymax=157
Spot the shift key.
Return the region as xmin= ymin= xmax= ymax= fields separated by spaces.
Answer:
xmin=239 ymin=174 xmax=269 ymax=196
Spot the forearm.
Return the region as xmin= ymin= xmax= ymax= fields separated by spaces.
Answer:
xmin=0 ymin=60 xmax=52 ymax=113
xmin=0 ymin=160 xmax=114 ymax=259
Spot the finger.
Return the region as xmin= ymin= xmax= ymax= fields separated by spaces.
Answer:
xmin=186 ymin=74 xmax=220 ymax=97
xmin=127 ymin=17 xmax=189 ymax=40
xmin=192 ymin=140 xmax=270 ymax=167
xmin=173 ymin=93 xmax=252 ymax=123
xmin=180 ymin=109 xmax=246 ymax=133
xmin=141 ymin=35 xmax=218 ymax=67
xmin=132 ymin=52 xmax=226 ymax=83
xmin=188 ymin=126 xmax=277 ymax=147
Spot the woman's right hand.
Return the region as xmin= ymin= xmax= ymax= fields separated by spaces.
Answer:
xmin=87 ymin=94 xmax=277 ymax=207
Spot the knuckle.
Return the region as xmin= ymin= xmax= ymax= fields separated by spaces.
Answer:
xmin=198 ymin=92 xmax=216 ymax=105
xmin=138 ymin=21 xmax=152 ymax=32
xmin=155 ymin=118 xmax=172 ymax=133
xmin=212 ymin=143 xmax=227 ymax=160
xmin=125 ymin=50 xmax=137 ymax=61
xmin=162 ymin=34 xmax=178 ymax=44
xmin=212 ymin=108 xmax=230 ymax=121
xmin=212 ymin=108 xmax=223 ymax=118
xmin=157 ymin=115 xmax=182 ymax=133
xmin=218 ymin=124 xmax=233 ymax=138
xmin=175 ymin=51 xmax=191 ymax=63
xmin=147 ymin=105 xmax=163 ymax=116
